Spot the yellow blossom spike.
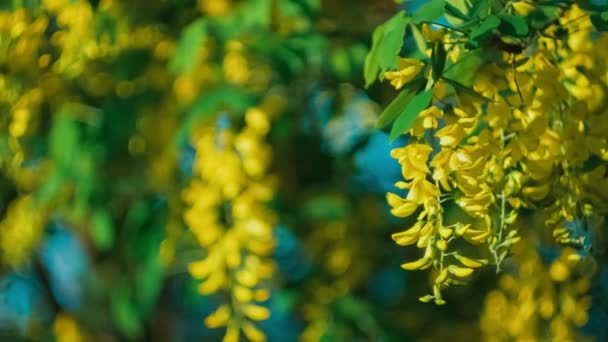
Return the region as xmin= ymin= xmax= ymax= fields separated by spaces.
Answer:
xmin=447 ymin=265 xmax=474 ymax=278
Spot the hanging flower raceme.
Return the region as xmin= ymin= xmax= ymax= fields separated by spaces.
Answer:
xmin=372 ymin=3 xmax=608 ymax=304
xmin=183 ymin=104 xmax=279 ymax=342
xmin=481 ymin=242 xmax=593 ymax=342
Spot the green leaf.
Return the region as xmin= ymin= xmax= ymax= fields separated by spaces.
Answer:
xmin=470 ymin=14 xmax=500 ymax=42
xmin=410 ymin=23 xmax=428 ymax=55
xmin=376 ymin=80 xmax=423 ymax=128
xmin=445 ymin=2 xmax=469 ymax=22
xmin=111 ymin=286 xmax=140 ymax=338
xmin=442 ymin=77 xmax=494 ymax=102
xmin=469 ymin=0 xmax=490 ymax=18
xmin=431 ymin=41 xmax=447 ymax=81
xmin=499 ymin=14 xmax=529 ymax=37
xmin=379 ymin=13 xmax=409 ymax=70
xmin=443 ymin=49 xmax=485 ymax=86
xmin=136 ymin=253 xmax=163 ymax=313
xmin=331 ymin=47 xmax=351 ymax=79
xmin=242 ymin=0 xmax=271 ymax=29
xmin=364 ymin=11 xmax=409 ymax=87
xmin=50 ymin=114 xmax=79 ymax=171
xmin=168 ymin=19 xmax=207 ymax=75
xmin=389 ymin=88 xmax=434 ymax=143
xmin=413 ymin=0 xmax=446 ymax=24
xmin=92 ymin=209 xmax=114 ymax=251
xmin=529 ymin=5 xmax=557 ymax=30
xmin=364 ymin=24 xmax=386 ymax=87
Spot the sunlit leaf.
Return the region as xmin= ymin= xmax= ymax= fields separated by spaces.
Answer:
xmin=389 ymin=88 xmax=434 ymax=142
xmin=376 ymin=79 xmax=424 ymax=128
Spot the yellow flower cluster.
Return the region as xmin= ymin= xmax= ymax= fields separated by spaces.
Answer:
xmin=183 ymin=105 xmax=278 ymax=342
xmin=54 ymin=313 xmax=85 ymax=342
xmin=481 ymin=242 xmax=592 ymax=342
xmin=385 ymin=4 xmax=608 ymax=303
xmin=298 ymin=206 xmax=378 ymax=342
xmin=0 ymin=195 xmax=44 ymax=267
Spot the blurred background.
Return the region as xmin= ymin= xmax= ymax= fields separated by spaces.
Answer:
xmin=0 ymin=0 xmax=607 ymax=341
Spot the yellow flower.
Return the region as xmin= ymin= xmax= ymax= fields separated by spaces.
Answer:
xmin=421 ymin=23 xmax=445 ymax=42
xmin=435 ymin=123 xmax=466 ymax=148
xmin=390 ymin=144 xmax=432 ymax=180
xmin=410 ymin=105 xmax=444 ymax=137
xmin=512 ymin=1 xmax=535 ymax=15
xmin=183 ymin=105 xmax=279 ymax=341
xmin=384 ymin=58 xmax=425 ymax=90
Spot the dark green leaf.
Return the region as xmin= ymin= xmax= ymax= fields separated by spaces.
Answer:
xmin=591 ymin=11 xmax=608 ymax=31
xmin=499 ymin=14 xmax=529 ymax=37
xmin=469 ymin=0 xmax=490 ymax=18
xmin=376 ymin=80 xmax=423 ymax=128
xmin=445 ymin=2 xmax=469 ymax=22
xmin=529 ymin=6 xmax=557 ymax=30
xmin=470 ymin=14 xmax=500 ymax=42
xmin=579 ymin=0 xmax=608 ymax=12
xmin=432 ymin=41 xmax=447 ymax=81
xmin=111 ymin=286 xmax=140 ymax=338
xmin=412 ymin=0 xmax=446 ymax=24
xmin=389 ymin=88 xmax=434 ymax=142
